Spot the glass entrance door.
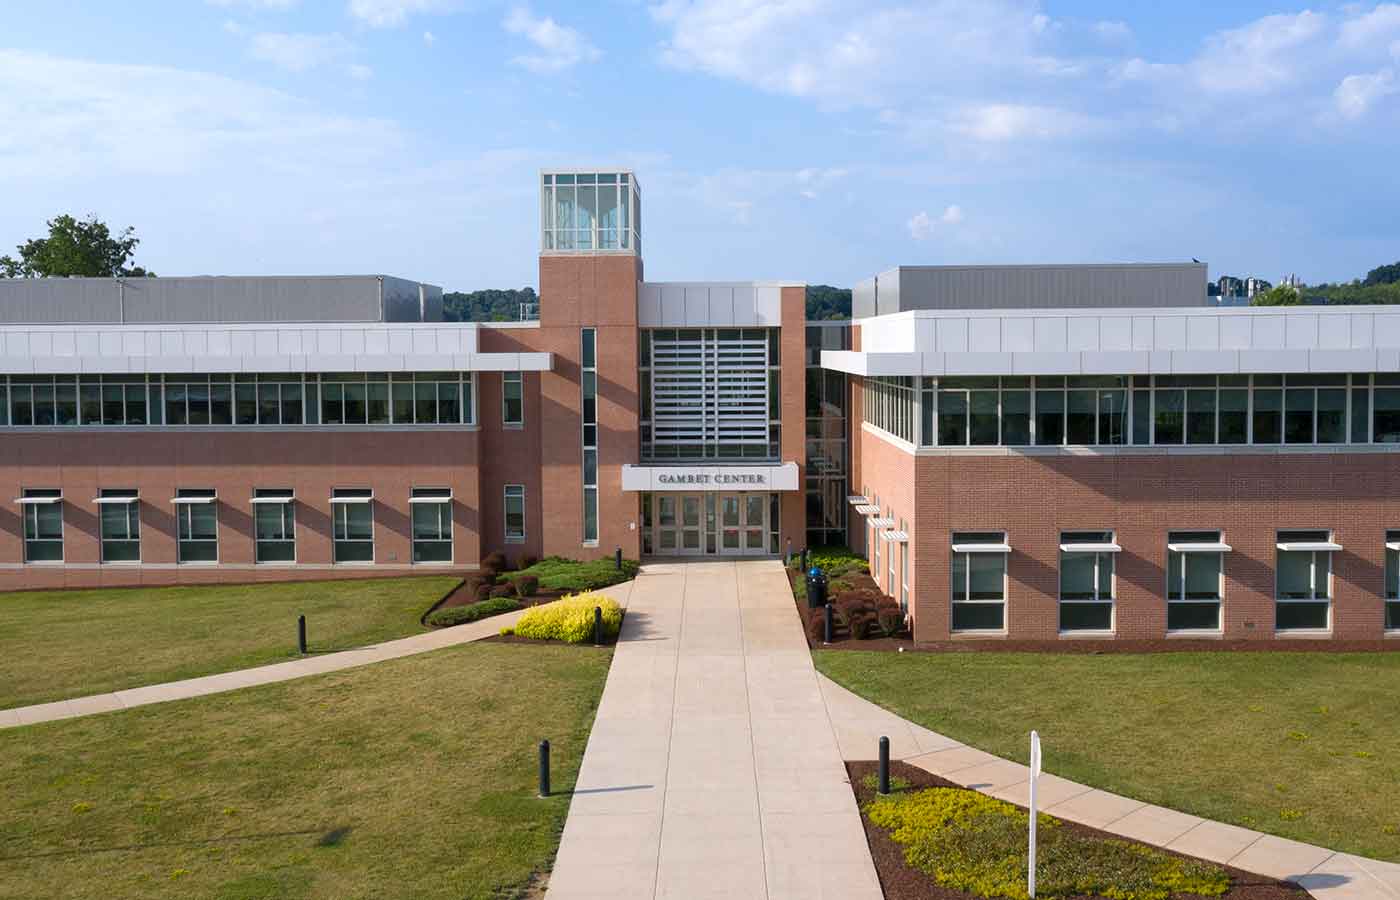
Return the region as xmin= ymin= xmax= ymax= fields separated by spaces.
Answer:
xmin=648 ymin=492 xmax=772 ymax=557
xmin=720 ymin=494 xmax=768 ymax=556
xmin=680 ymin=495 xmax=703 ymax=554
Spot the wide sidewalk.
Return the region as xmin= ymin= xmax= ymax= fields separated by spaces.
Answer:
xmin=0 ymin=586 xmax=638 ymax=729
xmin=545 ymin=559 xmax=883 ymax=900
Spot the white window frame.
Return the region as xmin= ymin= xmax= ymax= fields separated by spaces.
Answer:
xmin=899 ymin=518 xmax=910 ymax=612
xmin=950 ymin=531 xmax=1008 ymax=634
xmin=504 ymin=484 xmax=526 ymax=544
xmin=20 ymin=489 xmax=64 ymax=564
xmin=252 ymin=489 xmax=296 ymax=564
xmin=331 ymin=489 xmax=375 ymax=565
xmin=1165 ymin=530 xmax=1228 ymax=635
xmin=872 ymin=493 xmax=881 ymax=590
xmin=1275 ymin=529 xmax=1334 ymax=634
xmin=174 ymin=489 xmax=219 ymax=565
xmin=97 ymin=489 xmax=141 ymax=564
xmin=410 ymin=488 xmax=454 ymax=564
xmin=503 ymin=371 xmax=524 ymax=427
xmin=1058 ymin=530 xmax=1117 ymax=634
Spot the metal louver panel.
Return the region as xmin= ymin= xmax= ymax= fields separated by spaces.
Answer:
xmin=650 ymin=332 xmax=770 ymax=448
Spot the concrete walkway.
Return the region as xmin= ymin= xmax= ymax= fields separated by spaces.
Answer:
xmin=0 ymin=580 xmax=636 ymax=730
xmin=546 ymin=559 xmax=883 ymax=900
xmin=818 ymin=673 xmax=1400 ymax=900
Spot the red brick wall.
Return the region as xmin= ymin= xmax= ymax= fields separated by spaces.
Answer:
xmin=854 ymin=441 xmax=1400 ymax=642
xmin=0 ymin=430 xmax=480 ymax=590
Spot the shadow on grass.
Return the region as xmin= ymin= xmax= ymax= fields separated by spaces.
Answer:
xmin=0 ymin=826 xmax=349 ymax=862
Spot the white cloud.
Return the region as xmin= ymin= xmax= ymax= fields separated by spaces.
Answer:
xmin=423 ymin=30 xmax=436 ymax=45
xmin=347 ymin=0 xmax=450 ymax=28
xmin=1335 ymin=68 xmax=1398 ymax=118
xmin=503 ymin=6 xmax=602 ymax=74
xmin=347 ymin=63 xmax=374 ymax=80
xmin=1091 ymin=20 xmax=1131 ymax=42
xmin=249 ymin=32 xmax=356 ymax=73
xmin=940 ymin=205 xmax=964 ymax=225
xmin=1339 ymin=3 xmax=1400 ymax=48
xmin=951 ymin=104 xmax=1099 ymax=142
xmin=907 ymin=205 xmax=962 ymax=239
xmin=1190 ymin=11 xmax=1327 ymax=95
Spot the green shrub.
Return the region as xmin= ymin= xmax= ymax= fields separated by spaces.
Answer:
xmin=512 ymin=591 xmax=624 ymax=643
xmin=490 ymin=584 xmax=515 ymax=599
xmin=515 ymin=556 xmax=639 ymax=593
xmin=808 ymin=545 xmax=869 ymax=577
xmin=510 ymin=574 xmax=540 ymax=598
xmin=865 ymin=787 xmax=1229 ymax=900
xmin=425 ymin=597 xmax=520 ymax=628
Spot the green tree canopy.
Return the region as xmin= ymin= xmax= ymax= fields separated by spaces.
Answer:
xmin=0 ymin=215 xmax=152 ymax=278
xmin=442 ymin=287 xmax=538 ymax=322
xmin=805 ymin=285 xmax=852 ymax=320
xmin=1250 ymin=285 xmax=1304 ymax=306
xmin=1364 ymin=261 xmax=1400 ymax=286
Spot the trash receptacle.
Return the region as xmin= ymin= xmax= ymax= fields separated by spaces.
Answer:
xmin=806 ymin=566 xmax=828 ymax=609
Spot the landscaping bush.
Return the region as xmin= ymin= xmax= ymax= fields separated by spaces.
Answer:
xmin=834 ymin=590 xmax=881 ymax=639
xmin=510 ymin=591 xmax=624 ymax=644
xmin=865 ymin=787 xmax=1229 ymax=900
xmin=425 ymin=597 xmax=520 ymax=628
xmin=481 ymin=551 xmax=509 ymax=576
xmin=806 ymin=608 xmax=828 ymax=643
xmin=515 ymin=556 xmax=639 ymax=593
xmin=808 ymin=545 xmax=869 ymax=577
xmin=473 ymin=583 xmax=493 ymax=603
xmin=490 ymin=584 xmax=515 ymax=599
xmin=874 ymin=598 xmax=906 ymax=638
xmin=510 ymin=574 xmax=540 ymax=599
xmin=516 ymin=554 xmax=539 ymax=570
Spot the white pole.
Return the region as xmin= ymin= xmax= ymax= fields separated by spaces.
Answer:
xmin=1029 ymin=730 xmax=1041 ymax=899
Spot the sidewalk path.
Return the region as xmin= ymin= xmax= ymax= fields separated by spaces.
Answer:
xmin=0 ymin=578 xmax=637 ymax=730
xmin=817 ymin=672 xmax=1400 ymax=900
xmin=545 ymin=559 xmax=883 ymax=900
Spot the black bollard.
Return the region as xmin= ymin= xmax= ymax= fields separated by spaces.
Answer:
xmin=615 ymin=546 xmax=622 ymax=571
xmin=297 ymin=615 xmax=307 ymax=655
xmin=538 ymin=740 xmax=551 ymax=797
xmin=594 ymin=606 xmax=603 ymax=646
xmin=878 ymin=736 xmax=891 ymax=795
xmin=824 ymin=603 xmax=833 ymax=643
xmin=800 ymin=547 xmax=809 ymax=573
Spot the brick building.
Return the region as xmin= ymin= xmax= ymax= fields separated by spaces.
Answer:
xmin=2 ymin=172 xmax=1398 ymax=645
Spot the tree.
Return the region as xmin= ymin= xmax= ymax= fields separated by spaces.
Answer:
xmin=442 ymin=287 xmax=537 ymax=322
xmin=1250 ymin=285 xmax=1304 ymax=306
xmin=805 ymin=285 xmax=852 ymax=320
xmin=0 ymin=214 xmax=153 ymax=278
xmin=1364 ymin=261 xmax=1400 ymax=286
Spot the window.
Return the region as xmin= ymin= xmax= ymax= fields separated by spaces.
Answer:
xmin=504 ymin=485 xmax=526 ymax=543
xmin=98 ymin=489 xmax=140 ymax=563
xmin=1276 ymin=530 xmax=1334 ymax=631
xmin=581 ymin=329 xmax=599 ymax=543
xmin=951 ymin=532 xmax=1007 ymax=632
xmin=1059 ymin=531 xmax=1116 ymax=632
xmin=887 ymin=509 xmax=896 ymax=595
xmin=1386 ymin=530 xmax=1400 ymax=632
xmin=1167 ymin=531 xmax=1226 ymax=632
xmin=174 ymin=489 xmax=218 ymax=563
xmin=411 ymin=488 xmax=453 ymax=563
xmin=503 ymin=372 xmax=523 ymax=426
xmin=331 ymin=489 xmax=374 ymax=563
xmin=872 ymin=494 xmax=881 ymax=589
xmin=253 ymin=489 xmax=295 ymax=563
xmin=20 ymin=489 xmax=63 ymax=562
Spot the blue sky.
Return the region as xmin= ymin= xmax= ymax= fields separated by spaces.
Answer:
xmin=1 ymin=1 xmax=1398 ymax=292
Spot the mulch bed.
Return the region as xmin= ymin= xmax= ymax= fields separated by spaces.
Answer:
xmin=846 ymin=760 xmax=1307 ymax=900
xmin=790 ymin=567 xmax=1398 ymax=654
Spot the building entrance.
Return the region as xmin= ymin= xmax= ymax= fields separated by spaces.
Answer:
xmin=643 ymin=491 xmax=777 ymax=557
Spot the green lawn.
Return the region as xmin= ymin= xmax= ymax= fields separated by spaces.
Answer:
xmin=815 ymin=649 xmax=1400 ymax=862
xmin=0 ymin=642 xmax=609 ymax=899
xmin=0 ymin=576 xmax=459 ymax=709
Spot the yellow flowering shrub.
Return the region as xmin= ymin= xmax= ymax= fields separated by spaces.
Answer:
xmin=510 ymin=592 xmax=623 ymax=644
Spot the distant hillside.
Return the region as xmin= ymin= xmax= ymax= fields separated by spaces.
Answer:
xmin=806 ymin=285 xmax=851 ymax=320
xmin=442 ymin=288 xmax=537 ymax=322
xmin=1253 ymin=260 xmax=1400 ymax=306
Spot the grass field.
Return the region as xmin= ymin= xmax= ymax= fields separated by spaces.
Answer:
xmin=815 ymin=649 xmax=1400 ymax=862
xmin=0 ymin=642 xmax=609 ymax=899
xmin=0 ymin=576 xmax=459 ymax=709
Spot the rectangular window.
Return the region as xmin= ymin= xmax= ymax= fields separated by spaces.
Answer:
xmin=581 ymin=329 xmax=599 ymax=543
xmin=1386 ymin=530 xmax=1400 ymax=632
xmin=1059 ymin=530 xmax=1116 ymax=632
xmin=331 ymin=488 xmax=374 ymax=563
xmin=1275 ymin=529 xmax=1333 ymax=631
xmin=175 ymin=489 xmax=218 ymax=563
xmin=1167 ymin=530 xmax=1224 ymax=632
xmin=1035 ymin=389 xmax=1064 ymax=445
xmin=410 ymin=488 xmax=453 ymax=563
xmin=503 ymin=372 xmax=523 ymax=426
xmin=950 ymin=532 xmax=1007 ymax=631
xmin=253 ymin=489 xmax=296 ymax=563
xmin=504 ymin=484 xmax=526 ymax=543
xmin=21 ymin=489 xmax=64 ymax=562
xmin=98 ymin=489 xmax=140 ymax=563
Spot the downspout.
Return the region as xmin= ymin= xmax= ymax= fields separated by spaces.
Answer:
xmin=377 ymin=275 xmax=384 ymax=322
